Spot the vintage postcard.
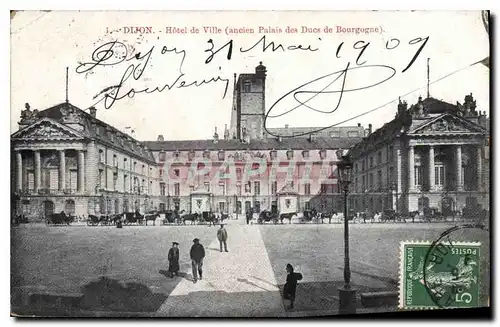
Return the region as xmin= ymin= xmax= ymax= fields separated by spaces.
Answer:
xmin=10 ymin=10 xmax=490 ymax=318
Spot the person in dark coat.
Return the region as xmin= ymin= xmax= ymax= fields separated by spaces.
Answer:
xmin=217 ymin=224 xmax=228 ymax=252
xmin=283 ymin=263 xmax=303 ymax=309
xmin=190 ymin=238 xmax=205 ymax=283
xmin=168 ymin=242 xmax=180 ymax=277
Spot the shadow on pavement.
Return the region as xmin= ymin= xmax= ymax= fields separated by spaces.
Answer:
xmin=236 ymin=278 xmax=270 ymax=292
xmin=12 ymin=276 xmax=171 ymax=317
xmin=159 ymin=269 xmax=193 ymax=281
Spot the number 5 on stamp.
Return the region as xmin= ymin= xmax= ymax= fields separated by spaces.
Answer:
xmin=399 ymin=241 xmax=480 ymax=310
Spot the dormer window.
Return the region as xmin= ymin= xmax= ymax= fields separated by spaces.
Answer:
xmin=302 ymin=150 xmax=310 ymax=159
xmin=203 ymin=150 xmax=210 ymax=159
xmin=188 ymin=150 xmax=195 ymax=161
xmin=270 ymin=150 xmax=277 ymax=160
xmin=286 ymin=150 xmax=294 ymax=160
xmin=319 ymin=149 xmax=327 ymax=160
xmin=218 ymin=150 xmax=225 ymax=161
xmin=159 ymin=150 xmax=166 ymax=162
xmin=174 ymin=151 xmax=180 ymax=158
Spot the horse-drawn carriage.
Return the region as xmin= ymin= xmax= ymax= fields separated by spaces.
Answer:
xmin=46 ymin=211 xmax=74 ymax=226
xmin=257 ymin=210 xmax=279 ymax=224
xmin=162 ymin=210 xmax=181 ymax=225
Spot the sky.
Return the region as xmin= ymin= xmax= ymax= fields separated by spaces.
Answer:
xmin=10 ymin=10 xmax=490 ymax=141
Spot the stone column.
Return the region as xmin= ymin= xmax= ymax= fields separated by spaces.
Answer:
xmin=428 ymin=145 xmax=435 ymax=191
xmin=408 ymin=146 xmax=415 ymax=192
xmin=34 ymin=150 xmax=41 ymax=192
xmin=16 ymin=152 xmax=23 ymax=192
xmin=59 ymin=150 xmax=66 ymax=191
xmin=78 ymin=151 xmax=85 ymax=193
xmin=456 ymin=145 xmax=463 ymax=191
xmin=477 ymin=146 xmax=482 ymax=191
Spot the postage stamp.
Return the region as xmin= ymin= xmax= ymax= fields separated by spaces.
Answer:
xmin=399 ymin=241 xmax=481 ymax=310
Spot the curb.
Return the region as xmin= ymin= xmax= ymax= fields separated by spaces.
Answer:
xmin=360 ymin=291 xmax=399 ymax=307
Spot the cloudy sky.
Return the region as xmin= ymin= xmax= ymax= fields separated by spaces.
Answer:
xmin=11 ymin=10 xmax=489 ymax=141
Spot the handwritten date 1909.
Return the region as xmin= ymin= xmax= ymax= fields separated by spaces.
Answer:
xmin=205 ymin=35 xmax=429 ymax=73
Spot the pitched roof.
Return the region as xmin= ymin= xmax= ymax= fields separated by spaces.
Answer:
xmin=144 ymin=136 xmax=362 ymax=152
xmin=34 ymin=102 xmax=156 ymax=163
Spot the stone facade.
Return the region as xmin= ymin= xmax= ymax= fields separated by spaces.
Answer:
xmin=11 ymin=102 xmax=160 ymax=221
xmin=348 ymin=95 xmax=490 ymax=217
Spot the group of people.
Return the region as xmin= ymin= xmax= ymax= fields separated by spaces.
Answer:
xmin=167 ymin=224 xmax=229 ymax=283
xmin=166 ymin=223 xmax=303 ymax=310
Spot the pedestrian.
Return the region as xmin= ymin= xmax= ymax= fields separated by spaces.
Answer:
xmin=217 ymin=224 xmax=228 ymax=252
xmin=168 ymin=241 xmax=180 ymax=278
xmin=246 ymin=209 xmax=251 ymax=225
xmin=283 ymin=263 xmax=303 ymax=309
xmin=190 ymin=238 xmax=205 ymax=283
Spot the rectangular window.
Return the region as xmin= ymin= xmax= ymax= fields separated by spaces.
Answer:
xmin=370 ymin=157 xmax=374 ymax=168
xmin=377 ymin=170 xmax=382 ymax=190
xmin=174 ymin=183 xmax=180 ymax=196
xmin=219 ymin=202 xmax=225 ymax=213
xmin=236 ymin=168 xmax=242 ymax=180
xmin=320 ymin=183 xmax=327 ymax=194
xmin=237 ymin=184 xmax=242 ymax=196
xmin=435 ymin=165 xmax=445 ymax=186
xmin=204 ymin=182 xmax=210 ymax=192
xmin=160 ymin=183 xmax=166 ymax=196
xmin=415 ymin=166 xmax=423 ymax=186
xmin=388 ymin=146 xmax=394 ymax=161
xmin=158 ymin=151 xmax=166 ymax=162
xmin=245 ymin=181 xmax=251 ymax=193
xmin=271 ymin=181 xmax=277 ymax=195
xmin=254 ymin=181 xmax=260 ymax=196
xmin=304 ymin=183 xmax=311 ymax=195
xmin=174 ymin=169 xmax=180 ymax=177
xmin=243 ymin=81 xmax=251 ymax=92
xmin=378 ymin=151 xmax=382 ymax=165
xmin=236 ymin=201 xmax=242 ymax=214
xmin=99 ymin=169 xmax=104 ymax=188
xmin=219 ymin=183 xmax=225 ymax=195
xmin=99 ymin=149 xmax=105 ymax=163
xmin=113 ymin=173 xmax=118 ymax=190
xmin=369 ymin=173 xmax=374 ymax=188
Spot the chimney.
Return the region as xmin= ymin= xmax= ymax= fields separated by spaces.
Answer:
xmin=357 ymin=123 xmax=361 ymax=127
xmin=213 ymin=126 xmax=219 ymax=144
xmin=89 ymin=106 xmax=97 ymax=118
xmin=285 ymin=124 xmax=289 ymax=129
xmin=157 ymin=134 xmax=164 ymax=141
xmin=368 ymin=124 xmax=373 ymax=135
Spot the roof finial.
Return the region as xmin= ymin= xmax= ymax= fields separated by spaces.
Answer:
xmin=65 ymin=67 xmax=69 ymax=103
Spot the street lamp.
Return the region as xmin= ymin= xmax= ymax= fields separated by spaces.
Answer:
xmin=336 ymin=150 xmax=356 ymax=314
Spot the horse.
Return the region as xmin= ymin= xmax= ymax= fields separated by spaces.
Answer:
xmin=124 ymin=211 xmax=144 ymax=225
xmin=163 ymin=210 xmax=181 ymax=225
xmin=258 ymin=210 xmax=278 ymax=224
xmin=279 ymin=212 xmax=295 ymax=224
xmin=179 ymin=210 xmax=199 ymax=225
xmin=144 ymin=211 xmax=160 ymax=226
xmin=201 ymin=211 xmax=219 ymax=226
xmin=47 ymin=211 xmax=73 ymax=226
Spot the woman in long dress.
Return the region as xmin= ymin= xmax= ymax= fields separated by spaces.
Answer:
xmin=168 ymin=242 xmax=180 ymax=277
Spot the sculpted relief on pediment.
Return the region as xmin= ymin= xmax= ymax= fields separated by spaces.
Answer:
xmin=15 ymin=121 xmax=82 ymax=139
xmin=415 ymin=117 xmax=481 ymax=134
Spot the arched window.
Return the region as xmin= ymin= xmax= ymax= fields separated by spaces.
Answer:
xmin=64 ymin=199 xmax=75 ymax=214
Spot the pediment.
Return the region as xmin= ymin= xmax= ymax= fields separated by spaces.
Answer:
xmin=411 ymin=114 xmax=486 ymax=135
xmin=11 ymin=118 xmax=86 ymax=141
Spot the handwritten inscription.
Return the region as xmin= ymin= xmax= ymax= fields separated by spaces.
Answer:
xmin=77 ymin=33 xmax=429 ymax=136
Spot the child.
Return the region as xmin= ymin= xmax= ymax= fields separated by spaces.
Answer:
xmin=283 ymin=263 xmax=303 ymax=309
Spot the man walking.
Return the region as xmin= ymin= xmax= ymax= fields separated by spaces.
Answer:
xmin=190 ymin=238 xmax=205 ymax=283
xmin=217 ymin=224 xmax=228 ymax=252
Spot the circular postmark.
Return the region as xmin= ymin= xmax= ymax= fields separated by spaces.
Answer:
xmin=423 ymin=223 xmax=489 ymax=309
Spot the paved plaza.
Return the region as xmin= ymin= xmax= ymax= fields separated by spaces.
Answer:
xmin=11 ymin=221 xmax=490 ymax=317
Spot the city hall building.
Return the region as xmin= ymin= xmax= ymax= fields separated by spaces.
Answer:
xmin=348 ymin=94 xmax=489 ymax=216
xmin=11 ymin=62 xmax=365 ymax=221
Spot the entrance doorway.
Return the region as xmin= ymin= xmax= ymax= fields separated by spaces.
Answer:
xmin=43 ymin=200 xmax=55 ymax=218
xmin=64 ymin=199 xmax=75 ymax=215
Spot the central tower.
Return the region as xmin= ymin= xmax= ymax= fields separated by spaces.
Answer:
xmin=229 ymin=62 xmax=267 ymax=142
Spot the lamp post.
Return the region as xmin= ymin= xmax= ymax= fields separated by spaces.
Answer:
xmin=336 ymin=150 xmax=356 ymax=314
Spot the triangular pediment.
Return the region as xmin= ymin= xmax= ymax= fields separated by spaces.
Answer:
xmin=11 ymin=118 xmax=86 ymax=141
xmin=410 ymin=114 xmax=487 ymax=135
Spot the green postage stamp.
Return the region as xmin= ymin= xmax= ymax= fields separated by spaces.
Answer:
xmin=399 ymin=241 xmax=481 ymax=310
